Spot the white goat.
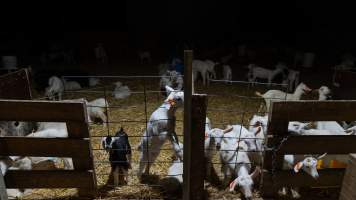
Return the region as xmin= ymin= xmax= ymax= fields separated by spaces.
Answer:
xmin=137 ymin=86 xmax=184 ymax=176
xmin=247 ymin=64 xmax=284 ymax=86
xmin=192 ymin=60 xmax=217 ymax=86
xmin=45 ymin=76 xmax=64 ymax=100
xmin=27 ymin=122 xmax=73 ymax=169
xmin=219 ymin=139 xmax=261 ymax=199
xmin=62 ymin=78 xmax=82 ymax=91
xmin=86 ymin=98 xmax=109 ymax=126
xmin=112 ymin=81 xmax=131 ymax=99
xmin=281 ymin=154 xmax=327 ymax=199
xmin=223 ymin=65 xmax=232 ymax=82
xmin=159 ymin=71 xmax=184 ymax=95
xmin=255 ymin=82 xmax=312 ymax=112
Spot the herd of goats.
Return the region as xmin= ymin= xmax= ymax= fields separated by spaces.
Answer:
xmin=0 ymin=53 xmax=356 ymax=199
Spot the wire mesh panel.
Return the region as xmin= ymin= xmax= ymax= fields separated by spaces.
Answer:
xmin=57 ymin=75 xmax=185 ymax=199
xmin=26 ymin=73 xmax=292 ymax=199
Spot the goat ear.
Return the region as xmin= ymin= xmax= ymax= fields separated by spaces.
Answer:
xmin=229 ymin=178 xmax=238 ymax=192
xmin=294 ymin=162 xmax=304 ymax=173
xmin=317 ymin=153 xmax=327 ymax=159
xmin=223 ymin=125 xmax=233 ymax=134
xmin=250 ymin=166 xmax=261 ymax=179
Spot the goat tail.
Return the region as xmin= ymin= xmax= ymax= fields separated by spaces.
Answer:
xmin=255 ymin=91 xmax=263 ymax=97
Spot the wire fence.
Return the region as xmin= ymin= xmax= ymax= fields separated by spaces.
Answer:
xmin=25 ymin=74 xmax=292 ymax=198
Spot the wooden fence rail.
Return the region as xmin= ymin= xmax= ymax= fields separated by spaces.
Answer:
xmin=262 ymin=100 xmax=356 ymax=198
xmin=0 ymin=100 xmax=96 ymax=198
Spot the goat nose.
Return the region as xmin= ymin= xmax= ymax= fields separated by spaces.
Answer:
xmin=313 ymin=174 xmax=319 ymax=179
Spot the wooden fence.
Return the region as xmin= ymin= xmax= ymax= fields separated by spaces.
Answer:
xmin=0 ymin=100 xmax=97 ymax=198
xmin=261 ymin=100 xmax=356 ymax=197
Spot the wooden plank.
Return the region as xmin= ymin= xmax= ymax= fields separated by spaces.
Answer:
xmin=67 ymin=122 xmax=90 ymax=139
xmin=0 ymin=168 xmax=8 ymax=200
xmin=4 ymin=170 xmax=95 ymax=189
xmin=66 ymin=106 xmax=97 ymax=196
xmin=0 ymin=68 xmax=32 ymax=100
xmin=265 ymin=169 xmax=345 ymax=188
xmin=183 ymin=50 xmax=193 ymax=200
xmin=270 ymin=100 xmax=356 ymax=122
xmin=183 ymin=94 xmax=207 ymax=200
xmin=183 ymin=50 xmax=206 ymax=200
xmin=267 ymin=101 xmax=289 ymax=143
xmin=0 ymin=137 xmax=91 ymax=158
xmin=271 ymin=135 xmax=356 ymax=154
xmin=340 ymin=154 xmax=356 ymax=200
xmin=260 ymin=171 xmax=278 ymax=198
xmin=0 ymin=100 xmax=87 ymax=122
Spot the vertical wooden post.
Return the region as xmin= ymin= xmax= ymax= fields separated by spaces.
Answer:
xmin=183 ymin=50 xmax=207 ymax=200
xmin=0 ymin=168 xmax=8 ymax=200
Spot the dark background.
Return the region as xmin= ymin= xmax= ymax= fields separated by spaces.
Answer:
xmin=0 ymin=1 xmax=355 ymax=69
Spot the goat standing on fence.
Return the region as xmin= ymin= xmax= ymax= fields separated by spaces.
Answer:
xmin=137 ymin=86 xmax=183 ymax=177
xmin=102 ymin=127 xmax=132 ymax=186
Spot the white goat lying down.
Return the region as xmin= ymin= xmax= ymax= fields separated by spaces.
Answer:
xmin=192 ymin=59 xmax=217 ymax=86
xmin=137 ymin=86 xmax=184 ymax=176
xmin=247 ymin=64 xmax=284 ymax=86
xmin=255 ymin=82 xmax=312 ymax=112
xmin=27 ymin=122 xmax=73 ymax=170
xmin=112 ymin=81 xmax=131 ymax=99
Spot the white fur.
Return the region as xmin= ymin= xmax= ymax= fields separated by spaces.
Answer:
xmin=86 ymin=98 xmax=109 ymax=126
xmin=45 ymin=76 xmax=64 ymax=100
xmin=159 ymin=70 xmax=184 ymax=93
xmin=27 ymin=122 xmax=73 ymax=170
xmin=192 ymin=59 xmax=217 ymax=86
xmin=256 ymin=82 xmax=312 ymax=112
xmin=138 ymin=86 xmax=184 ymax=176
xmin=112 ymin=81 xmax=131 ymax=99
xmin=247 ymin=64 xmax=284 ymax=86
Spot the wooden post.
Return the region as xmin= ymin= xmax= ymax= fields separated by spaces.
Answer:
xmin=183 ymin=50 xmax=207 ymax=200
xmin=340 ymin=154 xmax=356 ymax=200
xmin=0 ymin=168 xmax=8 ymax=200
